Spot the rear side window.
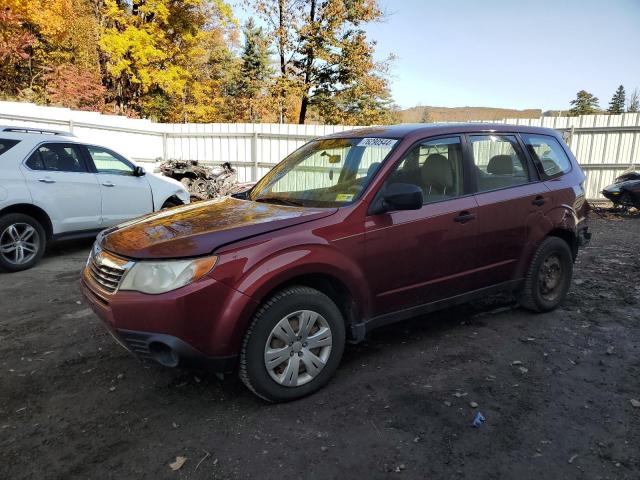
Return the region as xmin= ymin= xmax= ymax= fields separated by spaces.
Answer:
xmin=25 ymin=143 xmax=87 ymax=172
xmin=0 ymin=139 xmax=20 ymax=157
xmin=521 ymin=134 xmax=572 ymax=179
xmin=469 ymin=135 xmax=530 ymax=192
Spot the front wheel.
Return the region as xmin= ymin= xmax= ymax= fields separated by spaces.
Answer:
xmin=239 ymin=286 xmax=345 ymax=402
xmin=519 ymin=237 xmax=573 ymax=312
xmin=0 ymin=213 xmax=46 ymax=272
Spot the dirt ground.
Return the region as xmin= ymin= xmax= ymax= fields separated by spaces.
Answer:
xmin=1 ymin=215 xmax=639 ymax=480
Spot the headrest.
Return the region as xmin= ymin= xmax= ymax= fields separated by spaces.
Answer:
xmin=487 ymin=155 xmax=513 ymax=175
xmin=421 ymin=154 xmax=453 ymax=190
xmin=366 ymin=162 xmax=381 ymax=178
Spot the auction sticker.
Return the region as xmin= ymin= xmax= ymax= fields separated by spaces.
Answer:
xmin=336 ymin=193 xmax=354 ymax=202
xmin=357 ymin=138 xmax=397 ymax=148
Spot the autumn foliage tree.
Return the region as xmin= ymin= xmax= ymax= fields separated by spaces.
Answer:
xmin=0 ymin=0 xmax=396 ymax=124
xmin=249 ymin=0 xmax=394 ymax=125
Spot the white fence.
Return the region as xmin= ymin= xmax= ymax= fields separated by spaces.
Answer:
xmin=1 ymin=101 xmax=639 ymax=200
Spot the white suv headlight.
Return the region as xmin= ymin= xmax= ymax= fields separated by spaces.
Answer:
xmin=119 ymin=256 xmax=217 ymax=294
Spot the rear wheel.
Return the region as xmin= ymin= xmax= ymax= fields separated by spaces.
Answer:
xmin=519 ymin=237 xmax=573 ymax=312
xmin=0 ymin=213 xmax=46 ymax=272
xmin=239 ymin=286 xmax=345 ymax=402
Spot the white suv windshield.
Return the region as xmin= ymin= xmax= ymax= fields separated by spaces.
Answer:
xmin=249 ymin=137 xmax=398 ymax=207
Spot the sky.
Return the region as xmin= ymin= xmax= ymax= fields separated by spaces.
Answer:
xmin=234 ymin=0 xmax=640 ymax=111
xmin=365 ymin=0 xmax=640 ymax=110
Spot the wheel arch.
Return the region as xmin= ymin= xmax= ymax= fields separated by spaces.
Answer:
xmin=547 ymin=227 xmax=578 ymax=260
xmin=161 ymin=195 xmax=185 ymax=208
xmin=0 ymin=203 xmax=53 ymax=240
xmin=255 ymin=272 xmax=359 ymax=339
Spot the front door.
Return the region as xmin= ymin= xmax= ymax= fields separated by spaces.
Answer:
xmin=84 ymin=146 xmax=153 ymax=227
xmin=364 ymin=136 xmax=479 ymax=316
xmin=21 ymin=142 xmax=102 ymax=233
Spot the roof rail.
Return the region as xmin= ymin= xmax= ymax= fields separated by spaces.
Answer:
xmin=0 ymin=126 xmax=76 ymax=137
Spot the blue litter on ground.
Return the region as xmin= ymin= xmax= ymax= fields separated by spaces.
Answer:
xmin=472 ymin=412 xmax=486 ymax=427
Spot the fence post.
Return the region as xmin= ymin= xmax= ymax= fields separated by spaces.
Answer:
xmin=68 ymin=118 xmax=74 ymax=134
xmin=162 ymin=132 xmax=168 ymax=160
xmin=251 ymin=132 xmax=259 ymax=181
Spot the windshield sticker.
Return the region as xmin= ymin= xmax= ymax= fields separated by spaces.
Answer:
xmin=356 ymin=138 xmax=397 ymax=148
xmin=336 ymin=193 xmax=354 ymax=202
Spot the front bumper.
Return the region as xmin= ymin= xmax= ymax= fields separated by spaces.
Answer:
xmin=81 ymin=268 xmax=258 ymax=372
xmin=115 ymin=329 xmax=237 ymax=371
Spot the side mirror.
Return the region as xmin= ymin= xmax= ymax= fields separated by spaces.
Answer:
xmin=371 ymin=183 xmax=423 ymax=214
xmin=134 ymin=166 xmax=146 ymax=177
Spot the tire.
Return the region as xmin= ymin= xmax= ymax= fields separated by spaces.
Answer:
xmin=239 ymin=286 xmax=346 ymax=402
xmin=519 ymin=237 xmax=573 ymax=312
xmin=0 ymin=213 xmax=46 ymax=273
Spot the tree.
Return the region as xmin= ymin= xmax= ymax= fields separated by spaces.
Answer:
xmin=249 ymin=0 xmax=394 ymax=125
xmin=293 ymin=0 xmax=393 ymax=124
xmin=0 ymin=7 xmax=36 ymax=95
xmin=231 ymin=18 xmax=274 ymax=122
xmin=568 ymin=90 xmax=600 ymax=116
xmin=627 ymin=88 xmax=639 ymax=113
xmin=99 ymin=0 xmax=237 ymax=120
xmin=607 ymin=85 xmax=625 ymax=114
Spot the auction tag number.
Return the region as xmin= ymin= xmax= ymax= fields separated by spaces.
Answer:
xmin=357 ymin=138 xmax=397 ymax=148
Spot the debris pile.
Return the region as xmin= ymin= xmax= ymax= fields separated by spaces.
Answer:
xmin=158 ymin=159 xmax=254 ymax=201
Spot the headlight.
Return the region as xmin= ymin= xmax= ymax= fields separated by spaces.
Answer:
xmin=119 ymin=256 xmax=217 ymax=294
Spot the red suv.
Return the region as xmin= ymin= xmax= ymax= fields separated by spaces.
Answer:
xmin=81 ymin=124 xmax=590 ymax=402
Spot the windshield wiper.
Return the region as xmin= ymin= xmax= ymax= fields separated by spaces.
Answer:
xmin=255 ymin=196 xmax=305 ymax=207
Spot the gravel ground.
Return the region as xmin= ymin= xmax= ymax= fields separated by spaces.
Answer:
xmin=1 ymin=215 xmax=639 ymax=479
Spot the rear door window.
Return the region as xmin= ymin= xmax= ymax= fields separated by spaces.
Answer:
xmin=469 ymin=135 xmax=530 ymax=192
xmin=0 ymin=139 xmax=20 ymax=157
xmin=521 ymin=134 xmax=572 ymax=179
xmin=25 ymin=143 xmax=88 ymax=172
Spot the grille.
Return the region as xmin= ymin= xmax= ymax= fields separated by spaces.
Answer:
xmin=88 ymin=255 xmax=127 ymax=293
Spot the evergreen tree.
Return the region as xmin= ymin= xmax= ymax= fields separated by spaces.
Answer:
xmin=568 ymin=90 xmax=600 ymax=116
xmin=607 ymin=85 xmax=626 ymax=114
xmin=234 ymin=18 xmax=273 ymax=122
xmin=627 ymin=88 xmax=639 ymax=113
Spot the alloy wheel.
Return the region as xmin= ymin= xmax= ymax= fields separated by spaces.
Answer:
xmin=0 ymin=223 xmax=39 ymax=266
xmin=263 ymin=310 xmax=333 ymax=387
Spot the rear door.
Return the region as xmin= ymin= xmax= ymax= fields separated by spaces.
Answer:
xmin=83 ymin=146 xmax=153 ymax=226
xmin=21 ymin=142 xmax=102 ymax=233
xmin=364 ymin=136 xmax=479 ymax=315
xmin=467 ymin=134 xmax=549 ymax=289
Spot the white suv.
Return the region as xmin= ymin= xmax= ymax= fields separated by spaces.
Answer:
xmin=0 ymin=126 xmax=190 ymax=272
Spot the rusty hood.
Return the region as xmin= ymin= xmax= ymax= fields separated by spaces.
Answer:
xmin=100 ymin=197 xmax=337 ymax=259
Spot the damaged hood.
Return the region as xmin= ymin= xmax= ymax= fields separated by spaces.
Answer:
xmin=101 ymin=197 xmax=337 ymax=259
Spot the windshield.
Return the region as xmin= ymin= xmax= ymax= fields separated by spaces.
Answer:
xmin=249 ymin=137 xmax=398 ymax=207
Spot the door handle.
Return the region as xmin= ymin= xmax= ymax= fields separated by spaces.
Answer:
xmin=102 ymin=181 xmax=115 ymax=187
xmin=454 ymin=211 xmax=476 ymax=223
xmin=38 ymin=178 xmax=56 ymax=184
xmin=532 ymin=196 xmax=546 ymax=206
